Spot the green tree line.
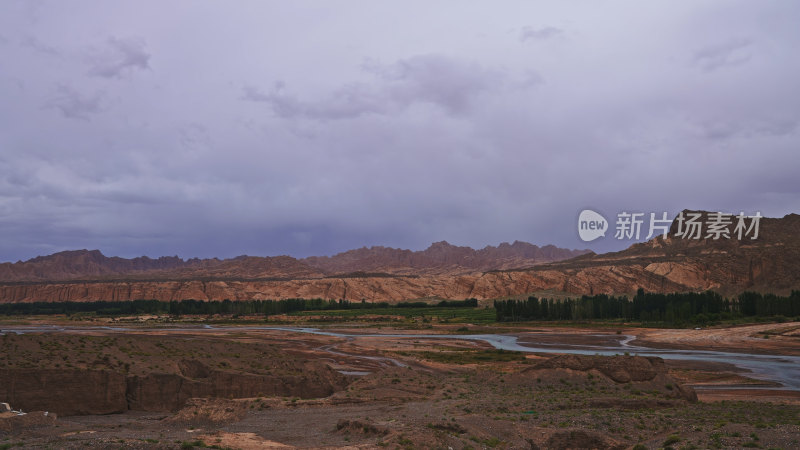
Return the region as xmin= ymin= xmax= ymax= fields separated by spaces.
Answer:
xmin=494 ymin=289 xmax=800 ymax=324
xmin=0 ymin=297 xmax=478 ymax=317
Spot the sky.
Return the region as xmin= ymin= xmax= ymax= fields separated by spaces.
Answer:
xmin=1 ymin=1 xmax=799 ymax=262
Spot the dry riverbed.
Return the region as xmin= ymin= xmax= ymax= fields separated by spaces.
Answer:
xmin=0 ymin=319 xmax=798 ymax=449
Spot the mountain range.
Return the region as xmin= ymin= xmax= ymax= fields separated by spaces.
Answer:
xmin=0 ymin=210 xmax=798 ymax=303
xmin=0 ymin=241 xmax=590 ymax=282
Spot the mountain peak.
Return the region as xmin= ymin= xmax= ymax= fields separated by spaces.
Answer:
xmin=1 ymin=240 xmax=593 ymax=282
xmin=427 ymin=240 xmax=455 ymax=249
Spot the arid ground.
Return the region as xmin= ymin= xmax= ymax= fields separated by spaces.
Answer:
xmin=1 ymin=319 xmax=799 ymax=449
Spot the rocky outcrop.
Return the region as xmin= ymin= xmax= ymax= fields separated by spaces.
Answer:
xmin=0 ymin=241 xmax=588 ymax=282
xmin=0 ymin=266 xmax=691 ymax=303
xmin=526 ymin=354 xmax=697 ymax=402
xmin=0 ymin=369 xmax=127 ymax=415
xmin=542 ymin=211 xmax=800 ymax=296
xmin=531 ymin=354 xmax=663 ymax=383
xmin=0 ymin=250 xmax=210 ymax=282
xmin=0 ymin=251 xmax=323 ymax=282
xmin=163 ymin=398 xmax=248 ymax=426
xmin=127 ymin=367 xmax=347 ymax=412
xmin=0 ymin=257 xmax=741 ymax=303
xmin=0 ymin=362 xmax=349 ymax=416
xmin=0 ymin=410 xmax=58 ymax=433
xmin=0 ymin=211 xmax=798 ymax=301
xmin=302 ymin=240 xmax=591 ymax=275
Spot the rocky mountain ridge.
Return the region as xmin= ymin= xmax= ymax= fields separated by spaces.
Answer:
xmin=1 ymin=210 xmax=797 ymax=302
xmin=302 ymin=240 xmax=590 ymax=275
xmin=0 ymin=240 xmax=590 ymax=282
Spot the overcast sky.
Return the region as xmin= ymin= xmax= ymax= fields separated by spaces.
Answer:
xmin=1 ymin=1 xmax=798 ymax=261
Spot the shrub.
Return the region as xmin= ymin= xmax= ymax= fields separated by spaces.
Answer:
xmin=663 ymin=434 xmax=681 ymax=446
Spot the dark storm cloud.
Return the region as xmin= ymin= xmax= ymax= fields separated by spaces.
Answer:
xmin=0 ymin=1 xmax=799 ymax=262
xmin=519 ymin=26 xmax=562 ymax=42
xmin=86 ymin=37 xmax=150 ymax=78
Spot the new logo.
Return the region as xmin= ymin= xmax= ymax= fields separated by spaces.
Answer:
xmin=578 ymin=209 xmax=607 ymax=242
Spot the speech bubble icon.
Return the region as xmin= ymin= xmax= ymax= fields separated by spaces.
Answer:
xmin=578 ymin=209 xmax=608 ymax=242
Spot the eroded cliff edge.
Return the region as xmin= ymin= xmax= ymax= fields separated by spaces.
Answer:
xmin=1 ymin=211 xmax=798 ymax=302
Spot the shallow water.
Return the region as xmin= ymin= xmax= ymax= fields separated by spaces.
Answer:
xmin=4 ymin=324 xmax=799 ymax=390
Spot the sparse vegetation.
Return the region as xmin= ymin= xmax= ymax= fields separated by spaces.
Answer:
xmin=395 ymin=349 xmax=526 ymax=364
xmin=0 ymin=318 xmax=797 ymax=448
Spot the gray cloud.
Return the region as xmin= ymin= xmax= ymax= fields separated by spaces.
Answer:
xmin=178 ymin=123 xmax=212 ymax=149
xmin=244 ymin=54 xmax=503 ymax=120
xmin=86 ymin=37 xmax=150 ymax=78
xmin=518 ymin=70 xmax=544 ymax=88
xmin=519 ymin=26 xmax=562 ymax=42
xmin=242 ymin=82 xmax=385 ymax=120
xmin=696 ymin=118 xmax=797 ymax=141
xmin=692 ymin=38 xmax=752 ymax=72
xmin=0 ymin=2 xmax=798 ymax=262
xmin=44 ymin=85 xmax=105 ymax=120
xmin=20 ymin=35 xmax=59 ymax=56
xmin=375 ymin=54 xmax=503 ymax=114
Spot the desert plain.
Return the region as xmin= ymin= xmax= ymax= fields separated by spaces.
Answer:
xmin=1 ymin=317 xmax=799 ymax=450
